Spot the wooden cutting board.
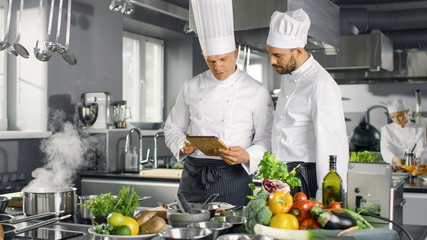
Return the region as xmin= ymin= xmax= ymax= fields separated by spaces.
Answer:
xmin=139 ymin=169 xmax=183 ymax=179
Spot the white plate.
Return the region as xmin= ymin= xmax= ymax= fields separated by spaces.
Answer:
xmin=88 ymin=227 xmax=158 ymax=240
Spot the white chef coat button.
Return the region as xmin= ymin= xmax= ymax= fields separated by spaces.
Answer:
xmin=294 ymin=79 xmax=297 ymax=82
xmin=286 ymin=95 xmax=289 ymax=99
xmin=280 ymin=115 xmax=283 ymax=119
xmin=227 ymin=99 xmax=231 ymax=103
xmin=201 ymin=116 xmax=205 ymax=120
xmin=201 ymin=97 xmax=205 ymax=101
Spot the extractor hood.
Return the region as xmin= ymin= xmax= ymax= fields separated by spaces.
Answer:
xmin=188 ymin=0 xmax=340 ymax=52
xmin=311 ymin=32 xmax=394 ymax=72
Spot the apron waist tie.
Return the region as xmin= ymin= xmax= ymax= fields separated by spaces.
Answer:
xmin=185 ymin=156 xmax=228 ymax=190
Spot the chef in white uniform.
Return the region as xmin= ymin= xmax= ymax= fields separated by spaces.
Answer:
xmin=266 ymin=9 xmax=349 ymax=201
xmin=381 ymin=98 xmax=427 ymax=166
xmin=164 ymin=0 xmax=273 ymax=206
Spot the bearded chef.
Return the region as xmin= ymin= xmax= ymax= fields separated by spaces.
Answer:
xmin=266 ymin=9 xmax=349 ymax=201
xmin=381 ymin=98 xmax=427 ymax=166
xmin=164 ymin=0 xmax=273 ymax=206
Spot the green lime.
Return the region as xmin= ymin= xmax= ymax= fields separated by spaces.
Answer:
xmin=107 ymin=212 xmax=125 ymax=227
xmin=115 ymin=225 xmax=131 ymax=235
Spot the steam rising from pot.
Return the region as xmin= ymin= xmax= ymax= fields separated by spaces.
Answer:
xmin=24 ymin=110 xmax=86 ymax=192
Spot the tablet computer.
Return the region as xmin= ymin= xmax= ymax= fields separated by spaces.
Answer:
xmin=186 ymin=136 xmax=229 ymax=156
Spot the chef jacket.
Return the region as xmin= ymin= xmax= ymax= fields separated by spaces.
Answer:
xmin=271 ymin=55 xmax=349 ymax=201
xmin=164 ymin=68 xmax=274 ymax=174
xmin=380 ymin=121 xmax=427 ymax=164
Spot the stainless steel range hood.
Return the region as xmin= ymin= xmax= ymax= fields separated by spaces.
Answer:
xmin=188 ymin=0 xmax=340 ymax=51
xmin=233 ymin=0 xmax=339 ymax=50
xmin=311 ymin=32 xmax=394 ymax=72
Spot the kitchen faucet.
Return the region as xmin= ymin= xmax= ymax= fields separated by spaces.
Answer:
xmin=125 ymin=128 xmax=148 ymax=171
xmin=153 ymin=131 xmax=165 ymax=169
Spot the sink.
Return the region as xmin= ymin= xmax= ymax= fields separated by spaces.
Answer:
xmin=139 ymin=168 xmax=183 ymax=179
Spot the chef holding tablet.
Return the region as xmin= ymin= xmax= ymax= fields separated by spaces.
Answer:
xmin=164 ymin=0 xmax=273 ymax=206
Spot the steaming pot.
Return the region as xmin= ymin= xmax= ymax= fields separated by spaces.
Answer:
xmin=23 ymin=187 xmax=76 ymax=217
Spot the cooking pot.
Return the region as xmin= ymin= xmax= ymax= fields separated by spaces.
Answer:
xmin=22 ymin=187 xmax=76 ymax=217
xmin=78 ymin=195 xmax=96 ymax=220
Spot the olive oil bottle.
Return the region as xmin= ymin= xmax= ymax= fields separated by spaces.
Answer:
xmin=322 ymin=155 xmax=343 ymax=207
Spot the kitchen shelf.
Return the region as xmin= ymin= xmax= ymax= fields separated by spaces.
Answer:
xmin=0 ymin=131 xmax=52 ymax=139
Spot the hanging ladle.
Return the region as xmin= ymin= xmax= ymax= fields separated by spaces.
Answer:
xmin=0 ymin=0 xmax=17 ymax=56
xmin=45 ymin=0 xmax=57 ymax=52
xmin=57 ymin=0 xmax=77 ymax=65
xmin=34 ymin=0 xmax=52 ymax=61
xmin=52 ymin=0 xmax=64 ymax=54
xmin=13 ymin=0 xmax=30 ymax=58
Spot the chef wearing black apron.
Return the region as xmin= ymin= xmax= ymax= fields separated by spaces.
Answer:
xmin=164 ymin=0 xmax=273 ymax=207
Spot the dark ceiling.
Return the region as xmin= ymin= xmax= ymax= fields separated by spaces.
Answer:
xmin=159 ymin=0 xmax=427 ymax=49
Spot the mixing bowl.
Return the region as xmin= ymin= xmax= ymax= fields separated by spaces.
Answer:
xmin=217 ymin=234 xmax=273 ymax=240
xmin=188 ymin=221 xmax=232 ymax=240
xmin=167 ymin=209 xmax=210 ymax=227
xmin=78 ymin=103 xmax=98 ymax=127
xmin=159 ymin=227 xmax=212 ymax=240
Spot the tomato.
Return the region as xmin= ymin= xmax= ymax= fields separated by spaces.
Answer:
xmin=268 ymin=191 xmax=293 ymax=215
xmin=115 ymin=225 xmax=131 ymax=235
xmin=311 ymin=201 xmax=324 ymax=208
xmin=107 ymin=212 xmax=125 ymax=227
xmin=299 ymin=218 xmax=321 ymax=230
xmin=269 ymin=213 xmax=299 ymax=230
xmin=294 ymin=192 xmax=308 ymax=202
xmin=290 ymin=200 xmax=314 ymax=222
xmin=123 ymin=216 xmax=139 ymax=235
xmin=328 ymin=202 xmax=342 ymax=209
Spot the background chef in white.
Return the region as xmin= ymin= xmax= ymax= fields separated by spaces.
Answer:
xmin=381 ymin=98 xmax=427 ymax=166
xmin=266 ymin=9 xmax=349 ymax=202
xmin=164 ymin=0 xmax=273 ymax=206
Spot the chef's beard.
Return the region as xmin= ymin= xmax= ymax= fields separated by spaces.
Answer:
xmin=273 ymin=55 xmax=297 ymax=75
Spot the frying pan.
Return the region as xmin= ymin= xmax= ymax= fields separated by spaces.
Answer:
xmin=1 ymin=214 xmax=71 ymax=240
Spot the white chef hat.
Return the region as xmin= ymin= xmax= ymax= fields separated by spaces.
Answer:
xmin=190 ymin=0 xmax=235 ymax=56
xmin=267 ymin=9 xmax=311 ymax=49
xmin=387 ymin=99 xmax=408 ymax=113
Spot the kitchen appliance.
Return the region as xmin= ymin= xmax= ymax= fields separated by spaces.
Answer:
xmin=350 ymin=105 xmax=391 ymax=152
xmin=79 ymin=128 xmax=129 ymax=172
xmin=111 ymin=100 xmax=131 ymax=128
xmin=80 ymin=92 xmax=112 ymax=129
xmin=347 ymin=162 xmax=405 ymax=231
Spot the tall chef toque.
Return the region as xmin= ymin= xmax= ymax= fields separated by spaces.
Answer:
xmin=267 ymin=8 xmax=311 ymax=49
xmin=387 ymin=99 xmax=408 ymax=114
xmin=190 ymin=0 xmax=235 ymax=56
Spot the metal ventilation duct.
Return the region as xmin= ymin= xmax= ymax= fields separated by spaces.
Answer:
xmin=311 ymin=32 xmax=393 ymax=72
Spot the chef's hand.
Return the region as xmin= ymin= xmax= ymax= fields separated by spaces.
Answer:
xmin=392 ymin=156 xmax=404 ymax=166
xmin=215 ymin=146 xmax=249 ymax=165
xmin=180 ymin=141 xmax=197 ymax=155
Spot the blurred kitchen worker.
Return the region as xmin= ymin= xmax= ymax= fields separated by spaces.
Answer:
xmin=164 ymin=0 xmax=273 ymax=206
xmin=381 ymin=98 xmax=427 ymax=166
xmin=266 ymin=9 xmax=349 ymax=201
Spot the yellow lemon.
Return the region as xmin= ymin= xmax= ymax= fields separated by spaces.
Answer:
xmin=123 ymin=216 xmax=139 ymax=235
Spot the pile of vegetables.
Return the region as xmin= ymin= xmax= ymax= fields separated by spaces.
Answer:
xmin=249 ymin=152 xmax=301 ymax=196
xmin=349 ymin=151 xmax=375 ymax=162
xmin=84 ymin=186 xmax=140 ymax=217
xmin=243 ymin=190 xmax=374 ymax=236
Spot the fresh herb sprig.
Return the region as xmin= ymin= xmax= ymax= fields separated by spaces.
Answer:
xmin=84 ymin=186 xmax=140 ymax=217
xmin=256 ymin=152 xmax=301 ymax=189
xmin=349 ymin=151 xmax=375 ymax=163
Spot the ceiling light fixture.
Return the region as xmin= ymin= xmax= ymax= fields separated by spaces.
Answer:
xmin=121 ymin=1 xmax=135 ymax=15
xmin=109 ymin=0 xmax=124 ymax=12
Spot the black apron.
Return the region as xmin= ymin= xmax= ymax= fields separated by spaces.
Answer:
xmin=178 ymin=156 xmax=253 ymax=207
xmin=286 ymin=161 xmax=317 ymax=199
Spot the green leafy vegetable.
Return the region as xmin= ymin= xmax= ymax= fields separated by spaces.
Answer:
xmin=84 ymin=186 xmax=140 ymax=217
xmin=256 ymin=152 xmax=301 ymax=189
xmin=349 ymin=151 xmax=375 ymax=163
